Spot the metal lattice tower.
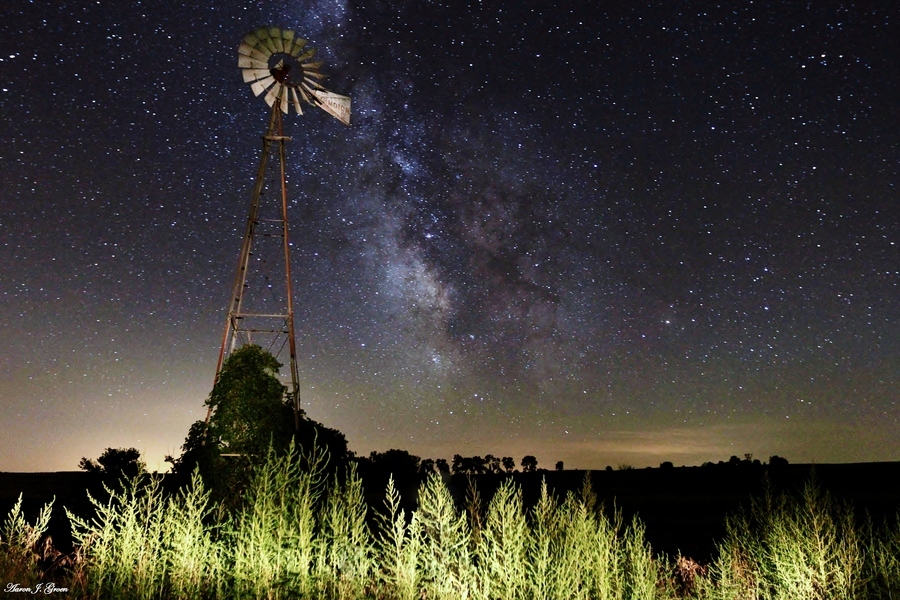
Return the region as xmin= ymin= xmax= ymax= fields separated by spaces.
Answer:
xmin=207 ymin=27 xmax=350 ymax=430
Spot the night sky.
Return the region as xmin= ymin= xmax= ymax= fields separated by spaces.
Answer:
xmin=1 ymin=1 xmax=897 ymax=473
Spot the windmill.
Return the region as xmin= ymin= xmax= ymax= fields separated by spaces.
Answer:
xmin=207 ymin=27 xmax=350 ymax=431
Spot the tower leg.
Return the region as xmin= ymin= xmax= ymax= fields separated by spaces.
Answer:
xmin=208 ymin=96 xmax=302 ymax=431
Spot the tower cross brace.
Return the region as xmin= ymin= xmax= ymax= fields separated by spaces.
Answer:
xmin=208 ymin=86 xmax=302 ymax=431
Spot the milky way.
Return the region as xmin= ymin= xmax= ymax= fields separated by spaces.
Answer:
xmin=0 ymin=1 xmax=897 ymax=471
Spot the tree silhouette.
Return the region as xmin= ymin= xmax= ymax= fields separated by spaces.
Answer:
xmin=419 ymin=458 xmax=436 ymax=477
xmin=79 ymin=447 xmax=145 ymax=480
xmin=435 ymin=458 xmax=450 ymax=474
xmin=555 ymin=460 xmax=564 ymax=471
xmin=521 ymin=455 xmax=538 ymax=473
xmin=768 ymin=455 xmax=789 ymax=467
xmin=357 ymin=449 xmax=421 ymax=496
xmin=449 ymin=454 xmax=503 ymax=475
xmin=79 ymin=447 xmax=146 ymax=497
xmin=501 ymin=456 xmax=516 ymax=473
xmin=166 ymin=345 xmax=350 ymax=495
xmin=452 ymin=454 xmax=465 ymax=474
xmin=485 ymin=454 xmax=502 ymax=474
xmin=367 ymin=449 xmax=420 ymax=480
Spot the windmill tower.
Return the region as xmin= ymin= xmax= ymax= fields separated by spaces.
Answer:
xmin=207 ymin=27 xmax=350 ymax=430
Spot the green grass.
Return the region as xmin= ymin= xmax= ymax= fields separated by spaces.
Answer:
xmin=3 ymin=452 xmax=899 ymax=599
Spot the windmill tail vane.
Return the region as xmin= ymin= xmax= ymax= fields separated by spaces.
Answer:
xmin=238 ymin=26 xmax=351 ymax=125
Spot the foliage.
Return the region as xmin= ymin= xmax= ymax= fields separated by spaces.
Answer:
xmin=520 ymin=455 xmax=538 ymax=473
xmin=484 ymin=454 xmax=503 ymax=474
xmin=452 ymin=454 xmax=485 ymax=475
xmin=0 ymin=494 xmax=55 ymax=583
xmin=374 ymin=476 xmax=422 ymax=600
xmin=79 ymin=447 xmax=145 ymax=478
xmin=79 ymin=448 xmax=146 ymax=496
xmin=768 ymin=455 xmax=790 ymax=467
xmin=205 ymin=344 xmax=295 ymax=459
xmin=4 ymin=460 xmax=900 ymax=599
xmin=227 ymin=439 xmax=326 ymax=598
xmin=166 ymin=345 xmax=351 ymax=500
xmin=66 ymin=474 xmax=170 ymax=598
xmin=415 ymin=473 xmax=475 ymax=598
xmin=316 ymin=462 xmax=374 ymax=599
xmin=360 ymin=449 xmax=421 ymax=488
xmin=695 ymin=477 xmax=886 ymax=599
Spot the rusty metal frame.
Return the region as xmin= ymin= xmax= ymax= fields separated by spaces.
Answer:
xmin=208 ymin=85 xmax=301 ymax=430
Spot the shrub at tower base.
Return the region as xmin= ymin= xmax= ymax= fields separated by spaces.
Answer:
xmin=164 ymin=344 xmax=350 ymax=504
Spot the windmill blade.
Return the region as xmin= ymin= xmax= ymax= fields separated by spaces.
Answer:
xmin=297 ymin=84 xmax=315 ymax=104
xmin=290 ymin=87 xmax=303 ymax=114
xmin=258 ymin=30 xmax=278 ymax=55
xmin=264 ymin=83 xmax=285 ymax=109
xmin=240 ymin=43 xmax=271 ymax=62
xmin=269 ymin=27 xmax=285 ymax=53
xmin=250 ymin=75 xmax=275 ymax=96
xmin=296 ymin=48 xmax=316 ymax=62
xmin=282 ymin=30 xmax=296 ymax=54
xmin=253 ymin=27 xmax=275 ymax=54
xmin=251 ymin=47 xmax=271 ymax=61
xmin=312 ymin=90 xmax=351 ymax=125
xmin=290 ymin=38 xmax=307 ymax=57
xmin=242 ymin=68 xmax=271 ymax=83
xmin=301 ymin=82 xmax=317 ymax=99
xmin=303 ymin=69 xmax=327 ymax=80
xmin=303 ymin=76 xmax=326 ymax=90
xmin=238 ymin=55 xmax=268 ymax=70
xmin=303 ymin=60 xmax=324 ymax=71
xmin=252 ymin=27 xmax=269 ymax=46
xmin=242 ymin=31 xmax=261 ymax=47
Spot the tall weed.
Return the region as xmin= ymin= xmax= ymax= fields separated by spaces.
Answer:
xmin=415 ymin=473 xmax=475 ymax=599
xmin=316 ymin=462 xmax=374 ymax=599
xmin=5 ymin=458 xmax=899 ymax=599
xmin=227 ymin=439 xmax=326 ymax=598
xmin=374 ymin=475 xmax=422 ymax=600
xmin=478 ymin=477 xmax=529 ymax=599
xmin=0 ymin=494 xmax=54 ymax=583
xmin=527 ymin=478 xmax=563 ymax=599
xmin=698 ymin=477 xmax=874 ymax=600
xmin=161 ymin=468 xmax=222 ymax=598
xmin=66 ymin=474 xmax=168 ymax=599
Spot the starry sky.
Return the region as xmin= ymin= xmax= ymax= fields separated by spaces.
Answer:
xmin=1 ymin=1 xmax=897 ymax=473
